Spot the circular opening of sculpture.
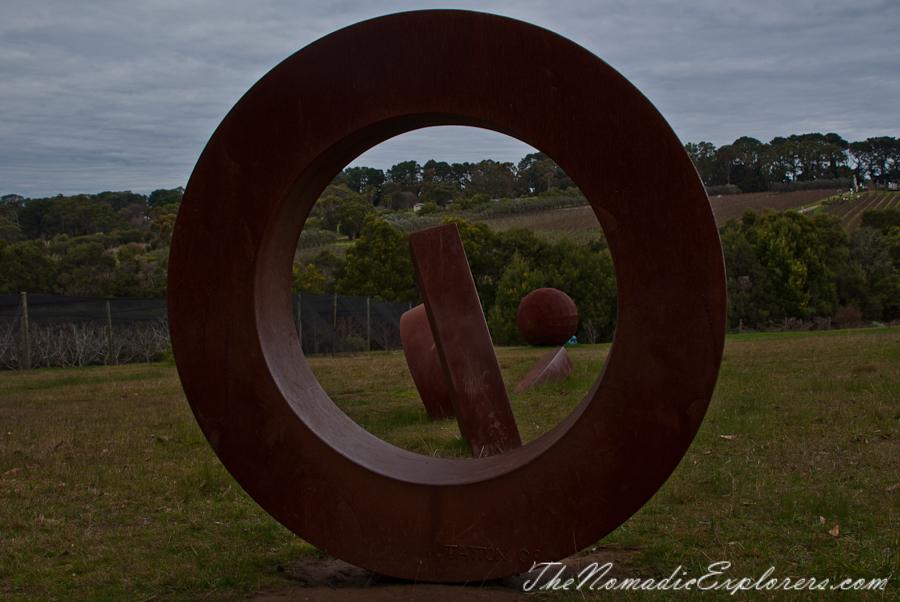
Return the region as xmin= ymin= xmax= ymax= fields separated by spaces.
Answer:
xmin=293 ymin=126 xmax=616 ymax=460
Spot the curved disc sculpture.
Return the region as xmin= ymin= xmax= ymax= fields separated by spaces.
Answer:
xmin=399 ymin=304 xmax=455 ymax=420
xmin=168 ymin=10 xmax=726 ymax=583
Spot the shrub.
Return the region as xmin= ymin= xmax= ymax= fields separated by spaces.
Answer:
xmin=833 ymin=305 xmax=862 ymax=329
xmin=771 ymin=178 xmax=852 ymax=192
xmin=706 ymin=185 xmax=742 ymax=196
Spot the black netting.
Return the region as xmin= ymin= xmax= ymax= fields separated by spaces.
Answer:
xmin=1 ymin=293 xmax=412 ymax=369
xmin=0 ymin=294 xmax=167 ymax=325
xmin=292 ymin=293 xmax=412 ymax=355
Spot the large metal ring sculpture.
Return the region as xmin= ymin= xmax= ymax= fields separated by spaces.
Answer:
xmin=168 ymin=10 xmax=726 ymax=583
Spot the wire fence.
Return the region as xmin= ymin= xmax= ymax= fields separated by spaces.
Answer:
xmin=4 ymin=294 xmax=894 ymax=370
xmin=730 ymin=315 xmax=898 ymax=335
xmin=0 ymin=293 xmax=412 ymax=370
xmin=292 ymin=293 xmax=411 ymax=355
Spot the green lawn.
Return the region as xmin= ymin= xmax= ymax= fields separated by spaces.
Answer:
xmin=1 ymin=328 xmax=897 ymax=600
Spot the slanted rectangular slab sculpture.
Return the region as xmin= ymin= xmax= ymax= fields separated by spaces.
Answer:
xmin=409 ymin=223 xmax=522 ymax=456
xmin=513 ymin=347 xmax=574 ymax=393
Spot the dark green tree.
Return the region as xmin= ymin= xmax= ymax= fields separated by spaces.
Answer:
xmin=93 ymin=191 xmax=148 ymax=211
xmin=333 ymin=216 xmax=419 ymax=303
xmin=387 ymin=160 xmax=422 ymax=193
xmin=17 ymin=197 xmax=56 ymax=239
xmin=486 ymin=254 xmax=547 ymax=345
xmin=729 ymin=137 xmax=771 ymax=192
xmin=422 ymin=160 xmax=454 ymax=184
xmin=860 ymin=208 xmax=900 ymax=234
xmin=849 ymin=137 xmax=900 ymax=182
xmin=314 ymin=195 xmax=344 ymax=231
xmin=57 ymin=196 xmax=122 ymax=236
xmin=441 ymin=217 xmax=496 ymax=295
xmin=848 ymin=227 xmax=899 ymax=320
xmin=55 ymin=242 xmax=117 ymax=296
xmin=722 ymin=210 xmax=839 ymax=327
xmin=752 ymin=211 xmax=836 ymax=317
xmin=334 ymin=195 xmax=374 ymax=240
xmin=684 ymin=142 xmax=718 ymax=186
xmin=148 ymin=187 xmax=184 ymax=208
xmin=0 ymin=240 xmax=57 ymax=294
xmin=541 ymin=239 xmax=617 ymax=343
xmin=448 ymin=162 xmax=472 ymax=190
xmin=419 ymin=181 xmax=455 ymax=207
xmin=0 ymin=198 xmax=22 ymax=242
xmin=340 ymin=166 xmax=386 ymax=203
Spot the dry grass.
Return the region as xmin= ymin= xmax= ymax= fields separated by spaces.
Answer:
xmin=447 ymin=191 xmax=841 ymax=240
xmin=709 ymin=190 xmax=838 ymax=225
xmin=477 ymin=206 xmax=604 ymax=245
xmin=1 ymin=329 xmax=898 ymax=601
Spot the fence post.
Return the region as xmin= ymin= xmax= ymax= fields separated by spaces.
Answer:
xmin=106 ymin=300 xmax=115 ymax=365
xmin=332 ymin=293 xmax=337 ymax=357
xmin=366 ymin=297 xmax=371 ymax=351
xmin=20 ymin=292 xmax=30 ymax=371
xmin=739 ymin=319 xmax=742 ymax=335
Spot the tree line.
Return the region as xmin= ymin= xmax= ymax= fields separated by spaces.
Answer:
xmin=721 ymin=208 xmax=900 ymax=328
xmin=0 ymin=188 xmax=182 ymax=297
xmin=329 ymin=133 xmax=900 ymax=209
xmin=330 ymin=152 xmax=577 ymax=211
xmin=3 ymin=135 xmax=899 ymax=342
xmin=0 ymin=150 xmax=580 ymax=297
xmin=686 ymin=134 xmax=900 ymax=193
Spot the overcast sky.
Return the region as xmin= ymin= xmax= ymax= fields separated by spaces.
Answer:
xmin=2 ymin=0 xmax=898 ymax=198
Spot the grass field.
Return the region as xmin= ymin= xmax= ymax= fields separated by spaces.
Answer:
xmin=1 ymin=329 xmax=898 ymax=601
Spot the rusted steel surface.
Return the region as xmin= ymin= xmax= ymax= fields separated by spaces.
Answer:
xmin=513 ymin=347 xmax=574 ymax=393
xmin=168 ymin=9 xmax=727 ymax=583
xmin=516 ymin=288 xmax=579 ymax=346
xmin=409 ymin=224 xmax=522 ymax=457
xmin=399 ymin=304 xmax=454 ymax=420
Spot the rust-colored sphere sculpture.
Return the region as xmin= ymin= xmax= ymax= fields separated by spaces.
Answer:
xmin=517 ymin=288 xmax=579 ymax=346
xmin=167 ymin=9 xmax=726 ymax=583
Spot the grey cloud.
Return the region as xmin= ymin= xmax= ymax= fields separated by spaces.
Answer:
xmin=1 ymin=0 xmax=897 ymax=198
